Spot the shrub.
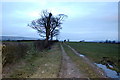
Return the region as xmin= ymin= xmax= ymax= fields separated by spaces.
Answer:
xmin=2 ymin=42 xmax=29 ymax=66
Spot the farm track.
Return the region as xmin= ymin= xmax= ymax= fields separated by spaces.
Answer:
xmin=59 ymin=44 xmax=86 ymax=78
xmin=59 ymin=43 xmax=107 ymax=78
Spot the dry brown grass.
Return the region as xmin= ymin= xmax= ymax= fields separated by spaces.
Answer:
xmin=0 ymin=42 xmax=2 ymax=79
xmin=3 ymin=43 xmax=62 ymax=78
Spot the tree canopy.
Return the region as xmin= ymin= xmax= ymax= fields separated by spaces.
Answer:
xmin=28 ymin=10 xmax=67 ymax=41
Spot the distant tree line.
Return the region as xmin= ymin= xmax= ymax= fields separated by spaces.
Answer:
xmin=78 ymin=40 xmax=119 ymax=44
xmin=105 ymin=40 xmax=116 ymax=43
xmin=99 ymin=40 xmax=118 ymax=44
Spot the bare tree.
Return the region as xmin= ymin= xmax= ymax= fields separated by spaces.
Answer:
xmin=50 ymin=14 xmax=67 ymax=40
xmin=28 ymin=10 xmax=67 ymax=47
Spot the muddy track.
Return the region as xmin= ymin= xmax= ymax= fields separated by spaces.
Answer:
xmin=64 ymin=43 xmax=107 ymax=78
xmin=59 ymin=44 xmax=87 ymax=78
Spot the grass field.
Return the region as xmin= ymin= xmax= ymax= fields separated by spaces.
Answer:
xmin=3 ymin=42 xmax=62 ymax=78
xmin=62 ymin=43 xmax=105 ymax=78
xmin=66 ymin=42 xmax=120 ymax=72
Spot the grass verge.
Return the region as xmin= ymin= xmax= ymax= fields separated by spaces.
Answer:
xmin=66 ymin=42 xmax=120 ymax=72
xmin=3 ymin=43 xmax=62 ymax=78
xmin=62 ymin=43 xmax=104 ymax=78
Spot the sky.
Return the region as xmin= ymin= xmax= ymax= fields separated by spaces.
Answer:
xmin=1 ymin=1 xmax=118 ymax=41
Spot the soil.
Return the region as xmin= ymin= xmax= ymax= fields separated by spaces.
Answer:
xmin=59 ymin=44 xmax=87 ymax=78
xmin=2 ymin=43 xmax=107 ymax=78
xmin=64 ymin=43 xmax=107 ymax=78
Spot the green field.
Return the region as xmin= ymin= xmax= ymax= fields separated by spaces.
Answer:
xmin=2 ymin=41 xmax=120 ymax=78
xmin=62 ymin=43 xmax=104 ymax=78
xmin=66 ymin=42 xmax=120 ymax=72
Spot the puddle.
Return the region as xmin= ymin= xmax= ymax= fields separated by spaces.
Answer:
xmin=95 ymin=63 xmax=120 ymax=78
xmin=79 ymin=54 xmax=85 ymax=57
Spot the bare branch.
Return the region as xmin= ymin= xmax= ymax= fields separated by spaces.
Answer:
xmin=28 ymin=10 xmax=67 ymax=41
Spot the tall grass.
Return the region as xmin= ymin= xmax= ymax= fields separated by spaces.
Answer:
xmin=2 ymin=40 xmax=59 ymax=67
xmin=2 ymin=42 xmax=30 ymax=66
xmin=2 ymin=42 xmax=62 ymax=78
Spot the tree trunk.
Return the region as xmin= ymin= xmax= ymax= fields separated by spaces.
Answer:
xmin=50 ymin=33 xmax=53 ymax=41
xmin=45 ymin=28 xmax=49 ymax=48
xmin=44 ymin=39 xmax=48 ymax=48
xmin=45 ymin=13 xmax=52 ymax=48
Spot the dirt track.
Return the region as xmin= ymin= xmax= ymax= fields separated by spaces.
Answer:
xmin=59 ymin=43 xmax=107 ymax=78
xmin=59 ymin=44 xmax=87 ymax=78
xmin=65 ymin=43 xmax=107 ymax=78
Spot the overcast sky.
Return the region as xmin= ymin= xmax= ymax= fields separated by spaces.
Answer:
xmin=2 ymin=1 xmax=118 ymax=41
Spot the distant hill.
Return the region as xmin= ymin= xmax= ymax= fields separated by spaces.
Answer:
xmin=0 ymin=36 xmax=40 ymax=41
